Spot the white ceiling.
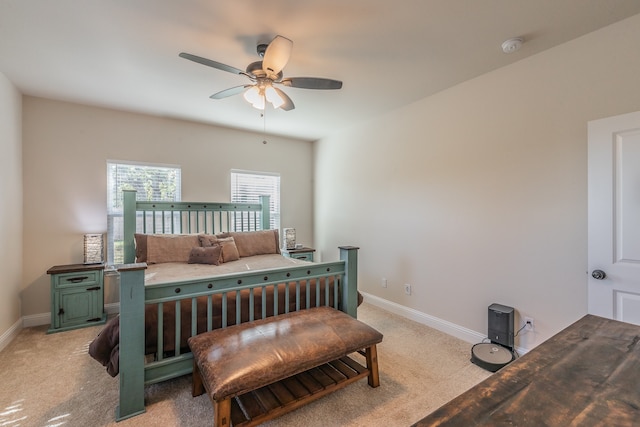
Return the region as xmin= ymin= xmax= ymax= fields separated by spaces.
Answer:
xmin=2 ymin=1 xmax=640 ymax=141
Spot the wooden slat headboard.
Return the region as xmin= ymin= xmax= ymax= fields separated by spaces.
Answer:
xmin=122 ymin=189 xmax=271 ymax=263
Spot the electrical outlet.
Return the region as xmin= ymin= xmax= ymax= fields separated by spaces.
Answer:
xmin=524 ymin=317 xmax=534 ymax=331
xmin=404 ymin=284 xmax=411 ymax=295
xmin=381 ymin=278 xmax=387 ymax=288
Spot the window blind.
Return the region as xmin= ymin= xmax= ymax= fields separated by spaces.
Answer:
xmin=230 ymin=170 xmax=280 ymax=231
xmin=107 ymin=161 xmax=181 ymax=264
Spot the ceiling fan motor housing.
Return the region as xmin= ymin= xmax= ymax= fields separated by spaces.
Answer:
xmin=246 ymin=61 xmax=283 ymax=81
xmin=257 ymin=43 xmax=268 ymax=57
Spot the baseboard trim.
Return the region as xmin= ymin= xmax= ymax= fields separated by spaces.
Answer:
xmin=22 ymin=312 xmax=50 ymax=328
xmin=0 ymin=318 xmax=22 ymax=353
xmin=0 ymin=304 xmax=121 ymax=351
xmin=360 ymin=292 xmax=529 ymax=356
xmin=360 ymin=292 xmax=485 ymax=344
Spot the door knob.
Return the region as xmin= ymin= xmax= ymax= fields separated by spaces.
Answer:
xmin=591 ymin=270 xmax=607 ymax=280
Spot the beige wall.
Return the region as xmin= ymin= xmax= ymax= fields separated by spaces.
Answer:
xmin=314 ymin=14 xmax=640 ymax=350
xmin=21 ymin=98 xmax=313 ymax=316
xmin=0 ymin=72 xmax=23 ymax=337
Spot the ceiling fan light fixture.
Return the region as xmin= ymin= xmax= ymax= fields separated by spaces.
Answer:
xmin=243 ymin=87 xmax=265 ymax=110
xmin=243 ymin=86 xmax=262 ymax=104
xmin=252 ymin=97 xmax=265 ymax=110
xmin=265 ymin=85 xmax=285 ymax=109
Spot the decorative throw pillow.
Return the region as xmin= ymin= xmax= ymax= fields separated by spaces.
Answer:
xmin=198 ymin=234 xmax=218 ymax=247
xmin=146 ymin=234 xmax=200 ymax=264
xmin=188 ymin=245 xmax=222 ymax=265
xmin=216 ymin=237 xmax=240 ymax=262
xmin=224 ymin=230 xmax=281 ymax=257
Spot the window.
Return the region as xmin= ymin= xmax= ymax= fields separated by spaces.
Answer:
xmin=107 ymin=161 xmax=181 ymax=264
xmin=230 ymin=170 xmax=280 ymax=231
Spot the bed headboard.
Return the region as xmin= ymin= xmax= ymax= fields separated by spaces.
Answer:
xmin=122 ymin=189 xmax=271 ymax=264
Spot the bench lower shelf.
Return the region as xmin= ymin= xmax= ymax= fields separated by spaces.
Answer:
xmin=228 ymin=355 xmax=370 ymax=427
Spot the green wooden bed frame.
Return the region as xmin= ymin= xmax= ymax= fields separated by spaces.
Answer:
xmin=114 ymin=190 xmax=359 ymax=421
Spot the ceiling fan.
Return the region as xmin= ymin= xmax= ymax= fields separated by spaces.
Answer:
xmin=179 ymin=35 xmax=342 ymax=111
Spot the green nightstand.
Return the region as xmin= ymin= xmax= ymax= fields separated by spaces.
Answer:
xmin=282 ymin=247 xmax=315 ymax=262
xmin=47 ymin=263 xmax=107 ymax=333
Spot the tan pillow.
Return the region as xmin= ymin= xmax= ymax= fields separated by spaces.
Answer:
xmin=198 ymin=234 xmax=218 ymax=247
xmin=222 ymin=230 xmax=281 ymax=257
xmin=146 ymin=234 xmax=200 ymax=264
xmin=216 ymin=237 xmax=240 ymax=262
xmin=188 ymin=245 xmax=222 ymax=265
xmin=134 ymin=234 xmax=148 ymax=263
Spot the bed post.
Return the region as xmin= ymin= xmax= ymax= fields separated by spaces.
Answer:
xmin=339 ymin=246 xmax=359 ymax=318
xmin=123 ymin=189 xmax=137 ymax=264
xmin=259 ymin=195 xmax=270 ymax=230
xmin=115 ymin=263 xmax=147 ymax=421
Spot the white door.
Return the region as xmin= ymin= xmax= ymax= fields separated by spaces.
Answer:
xmin=588 ymin=111 xmax=640 ymax=325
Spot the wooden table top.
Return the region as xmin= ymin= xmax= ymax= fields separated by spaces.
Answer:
xmin=413 ymin=314 xmax=640 ymax=426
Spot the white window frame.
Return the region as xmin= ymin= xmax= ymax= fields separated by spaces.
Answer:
xmin=230 ymin=169 xmax=280 ymax=231
xmin=107 ymin=160 xmax=182 ymax=264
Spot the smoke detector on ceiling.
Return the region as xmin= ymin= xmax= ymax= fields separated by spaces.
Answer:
xmin=501 ymin=37 xmax=523 ymax=54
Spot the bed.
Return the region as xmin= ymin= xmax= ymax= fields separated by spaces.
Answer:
xmin=412 ymin=314 xmax=640 ymax=426
xmin=89 ymin=190 xmax=360 ymax=421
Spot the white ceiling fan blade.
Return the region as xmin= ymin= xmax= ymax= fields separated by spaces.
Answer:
xmin=281 ymin=77 xmax=343 ymax=90
xmin=210 ymin=85 xmax=251 ymax=99
xmin=262 ymin=35 xmax=293 ymax=78
xmin=179 ymin=52 xmax=244 ymax=75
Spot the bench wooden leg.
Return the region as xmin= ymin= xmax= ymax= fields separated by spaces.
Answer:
xmin=192 ymin=359 xmax=205 ymax=397
xmin=366 ymin=344 xmax=380 ymax=388
xmin=213 ymin=398 xmax=231 ymax=427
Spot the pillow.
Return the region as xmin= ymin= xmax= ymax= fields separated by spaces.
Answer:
xmin=198 ymin=234 xmax=218 ymax=247
xmin=146 ymin=234 xmax=200 ymax=264
xmin=188 ymin=245 xmax=222 ymax=265
xmin=216 ymin=237 xmax=240 ymax=262
xmin=134 ymin=233 xmax=148 ymax=263
xmin=219 ymin=230 xmax=281 ymax=257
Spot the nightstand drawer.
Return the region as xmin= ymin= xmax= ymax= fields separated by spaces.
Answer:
xmin=289 ymin=251 xmax=314 ymax=261
xmin=53 ymin=270 xmax=101 ymax=288
xmin=282 ymin=247 xmax=315 ymax=262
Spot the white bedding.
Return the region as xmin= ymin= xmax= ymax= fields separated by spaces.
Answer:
xmin=144 ymin=254 xmax=311 ymax=286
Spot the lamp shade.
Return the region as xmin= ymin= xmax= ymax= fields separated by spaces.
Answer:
xmin=283 ymin=228 xmax=296 ymax=250
xmin=84 ymin=233 xmax=104 ymax=264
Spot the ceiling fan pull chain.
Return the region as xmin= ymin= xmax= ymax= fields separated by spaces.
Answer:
xmin=262 ymin=110 xmax=267 ymax=144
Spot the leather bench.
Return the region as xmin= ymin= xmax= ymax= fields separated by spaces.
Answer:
xmin=188 ymin=306 xmax=383 ymax=427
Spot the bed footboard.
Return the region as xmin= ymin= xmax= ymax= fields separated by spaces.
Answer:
xmin=114 ymin=246 xmax=359 ymax=421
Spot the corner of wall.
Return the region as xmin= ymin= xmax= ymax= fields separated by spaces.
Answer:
xmin=0 ymin=71 xmax=23 ymax=341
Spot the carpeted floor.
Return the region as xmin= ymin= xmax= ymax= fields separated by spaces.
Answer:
xmin=0 ymin=303 xmax=491 ymax=427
